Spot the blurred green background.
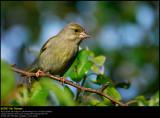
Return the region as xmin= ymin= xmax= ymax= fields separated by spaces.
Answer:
xmin=1 ymin=1 xmax=159 ymax=104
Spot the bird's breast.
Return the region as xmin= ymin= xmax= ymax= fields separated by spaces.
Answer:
xmin=59 ymin=44 xmax=78 ymax=64
xmin=50 ymin=43 xmax=78 ymax=74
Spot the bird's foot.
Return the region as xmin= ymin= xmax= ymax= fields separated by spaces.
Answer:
xmin=60 ymin=77 xmax=66 ymax=86
xmin=45 ymin=72 xmax=50 ymax=76
xmin=36 ymin=69 xmax=43 ymax=77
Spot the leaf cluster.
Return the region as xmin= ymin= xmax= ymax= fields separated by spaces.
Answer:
xmin=1 ymin=49 xmax=159 ymax=106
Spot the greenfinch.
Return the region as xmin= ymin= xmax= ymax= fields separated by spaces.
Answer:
xmin=35 ymin=22 xmax=90 ymax=77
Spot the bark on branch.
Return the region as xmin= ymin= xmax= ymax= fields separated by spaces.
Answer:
xmin=9 ymin=65 xmax=126 ymax=106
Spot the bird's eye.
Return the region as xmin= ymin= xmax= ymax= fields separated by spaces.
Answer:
xmin=74 ymin=29 xmax=78 ymax=32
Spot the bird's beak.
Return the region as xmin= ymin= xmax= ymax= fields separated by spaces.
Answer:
xmin=80 ymin=31 xmax=90 ymax=39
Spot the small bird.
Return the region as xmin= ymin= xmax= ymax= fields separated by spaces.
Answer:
xmin=35 ymin=22 xmax=90 ymax=81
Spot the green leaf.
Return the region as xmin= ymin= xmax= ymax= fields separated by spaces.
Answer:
xmin=29 ymin=89 xmax=49 ymax=106
xmin=16 ymin=85 xmax=30 ymax=105
xmin=91 ymin=74 xmax=114 ymax=86
xmin=91 ymin=65 xmax=99 ymax=73
xmin=153 ymin=91 xmax=159 ymax=106
xmin=11 ymin=82 xmax=49 ymax=106
xmin=96 ymin=103 xmax=108 ymax=106
xmin=92 ymin=74 xmax=121 ymax=105
xmin=29 ymin=81 xmax=43 ymax=97
xmin=135 ymin=96 xmax=149 ymax=106
xmin=93 ymin=55 xmax=106 ymax=66
xmin=9 ymin=100 xmax=20 ymax=106
xmin=127 ymin=101 xmax=139 ymax=106
xmin=28 ymin=82 xmax=49 ymax=106
xmin=128 ymin=92 xmax=159 ymax=106
xmin=88 ymin=99 xmax=101 ymax=106
xmin=65 ymin=49 xmax=94 ymax=82
xmin=136 ymin=96 xmax=146 ymax=101
xmin=63 ymin=65 xmax=74 ymax=78
xmin=1 ymin=61 xmax=16 ymax=101
xmin=148 ymin=91 xmax=159 ymax=106
xmin=40 ymin=77 xmax=75 ymax=106
xmin=102 ymin=85 xmax=121 ymax=106
xmin=115 ymin=81 xmax=130 ymax=89
xmin=154 ymin=91 xmax=159 ymax=99
xmin=64 ymin=86 xmax=74 ymax=100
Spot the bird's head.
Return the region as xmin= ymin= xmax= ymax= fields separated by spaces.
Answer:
xmin=58 ymin=22 xmax=90 ymax=44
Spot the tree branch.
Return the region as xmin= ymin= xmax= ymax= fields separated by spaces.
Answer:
xmin=100 ymin=82 xmax=110 ymax=92
xmin=9 ymin=66 xmax=126 ymax=106
xmin=75 ymin=73 xmax=97 ymax=101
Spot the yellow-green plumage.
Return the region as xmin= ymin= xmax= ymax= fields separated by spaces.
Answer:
xmin=38 ymin=22 xmax=89 ymax=76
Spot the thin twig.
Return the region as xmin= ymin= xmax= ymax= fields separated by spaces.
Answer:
xmin=77 ymin=82 xmax=109 ymax=104
xmin=81 ymin=73 xmax=97 ymax=87
xmin=10 ymin=63 xmax=16 ymax=67
xmin=9 ymin=66 xmax=126 ymax=106
xmin=100 ymin=82 xmax=110 ymax=92
xmin=76 ymin=73 xmax=97 ymax=99
xmin=125 ymin=100 xmax=137 ymax=106
xmin=83 ymin=96 xmax=105 ymax=106
xmin=76 ymin=92 xmax=96 ymax=103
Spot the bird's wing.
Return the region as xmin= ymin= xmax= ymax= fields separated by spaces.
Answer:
xmin=38 ymin=36 xmax=56 ymax=59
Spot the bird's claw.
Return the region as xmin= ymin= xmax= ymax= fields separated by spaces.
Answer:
xmin=36 ymin=69 xmax=43 ymax=77
xmin=60 ymin=77 xmax=66 ymax=86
